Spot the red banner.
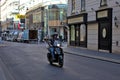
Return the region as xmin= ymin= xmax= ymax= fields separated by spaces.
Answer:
xmin=18 ymin=23 xmax=20 ymax=30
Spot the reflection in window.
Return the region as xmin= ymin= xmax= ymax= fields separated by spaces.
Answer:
xmin=49 ymin=9 xmax=59 ymax=20
xmin=76 ymin=31 xmax=79 ymax=37
xmin=71 ymin=25 xmax=75 ymax=41
xmin=80 ymin=24 xmax=86 ymax=41
xmin=100 ymin=0 xmax=107 ymax=6
xmin=81 ymin=0 xmax=85 ymax=11
xmin=72 ymin=0 xmax=75 ymax=13
xmin=49 ymin=9 xmax=66 ymax=21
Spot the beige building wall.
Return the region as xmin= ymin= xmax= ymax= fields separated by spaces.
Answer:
xmin=109 ymin=0 xmax=120 ymax=54
xmin=86 ymin=0 xmax=99 ymax=21
xmin=112 ymin=11 xmax=120 ymax=54
xmin=86 ymin=0 xmax=99 ymax=51
xmin=87 ymin=23 xmax=98 ymax=50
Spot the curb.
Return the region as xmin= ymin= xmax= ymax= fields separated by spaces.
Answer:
xmin=64 ymin=51 xmax=120 ymax=64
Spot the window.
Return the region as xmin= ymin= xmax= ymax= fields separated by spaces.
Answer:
xmin=71 ymin=25 xmax=75 ymax=41
xmin=80 ymin=24 xmax=86 ymax=41
xmin=100 ymin=0 xmax=107 ymax=6
xmin=81 ymin=0 xmax=85 ymax=11
xmin=49 ymin=9 xmax=59 ymax=20
xmin=72 ymin=0 xmax=75 ymax=13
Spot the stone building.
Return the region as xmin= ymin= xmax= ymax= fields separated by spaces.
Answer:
xmin=26 ymin=3 xmax=67 ymax=41
xmin=67 ymin=0 xmax=120 ymax=53
xmin=1 ymin=0 xmax=20 ymax=31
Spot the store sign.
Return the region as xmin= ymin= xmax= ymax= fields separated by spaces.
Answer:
xmin=16 ymin=14 xmax=25 ymax=19
xmin=68 ymin=16 xmax=83 ymax=24
xmin=97 ymin=10 xmax=108 ymax=18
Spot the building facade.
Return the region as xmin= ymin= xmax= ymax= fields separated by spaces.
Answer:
xmin=26 ymin=3 xmax=67 ymax=41
xmin=67 ymin=0 xmax=120 ymax=54
xmin=1 ymin=0 xmax=20 ymax=31
xmin=45 ymin=4 xmax=67 ymax=40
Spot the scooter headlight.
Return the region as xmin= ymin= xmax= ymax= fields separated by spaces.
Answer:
xmin=57 ymin=44 xmax=60 ymax=47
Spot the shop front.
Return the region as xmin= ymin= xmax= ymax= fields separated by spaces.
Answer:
xmin=67 ymin=13 xmax=87 ymax=47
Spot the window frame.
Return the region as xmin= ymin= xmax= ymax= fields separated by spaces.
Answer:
xmin=70 ymin=25 xmax=75 ymax=41
xmin=71 ymin=0 xmax=75 ymax=13
xmin=100 ymin=0 xmax=107 ymax=7
xmin=81 ymin=0 xmax=86 ymax=12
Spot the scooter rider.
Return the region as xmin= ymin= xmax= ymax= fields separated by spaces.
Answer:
xmin=48 ymin=34 xmax=60 ymax=60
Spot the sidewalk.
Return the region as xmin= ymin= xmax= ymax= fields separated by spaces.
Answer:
xmin=63 ymin=46 xmax=120 ymax=64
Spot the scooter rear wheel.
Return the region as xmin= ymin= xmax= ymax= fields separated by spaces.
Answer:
xmin=58 ymin=56 xmax=63 ymax=67
xmin=49 ymin=57 xmax=53 ymax=65
xmin=47 ymin=53 xmax=53 ymax=65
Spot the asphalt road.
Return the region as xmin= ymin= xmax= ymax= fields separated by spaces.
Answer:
xmin=0 ymin=41 xmax=120 ymax=80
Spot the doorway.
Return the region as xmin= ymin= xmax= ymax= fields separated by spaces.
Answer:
xmin=99 ymin=21 xmax=112 ymax=52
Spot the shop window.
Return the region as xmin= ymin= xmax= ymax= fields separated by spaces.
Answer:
xmin=80 ymin=24 xmax=86 ymax=41
xmin=81 ymin=0 xmax=85 ymax=11
xmin=71 ymin=25 xmax=75 ymax=41
xmin=100 ymin=0 xmax=107 ymax=6
xmin=71 ymin=0 xmax=75 ymax=13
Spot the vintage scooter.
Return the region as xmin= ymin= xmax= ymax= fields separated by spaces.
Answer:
xmin=47 ymin=40 xmax=64 ymax=67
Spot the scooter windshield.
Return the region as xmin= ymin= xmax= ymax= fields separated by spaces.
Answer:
xmin=53 ymin=40 xmax=61 ymax=47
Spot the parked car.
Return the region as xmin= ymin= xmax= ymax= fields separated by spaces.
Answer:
xmin=1 ymin=32 xmax=8 ymax=40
